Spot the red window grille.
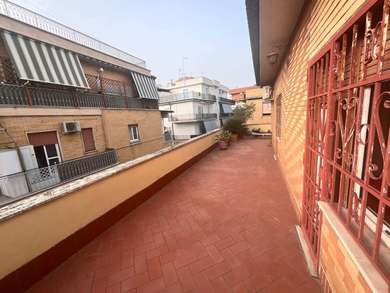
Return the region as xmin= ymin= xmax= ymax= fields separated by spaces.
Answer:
xmin=276 ymin=94 xmax=282 ymax=138
xmin=303 ymin=0 xmax=390 ymax=284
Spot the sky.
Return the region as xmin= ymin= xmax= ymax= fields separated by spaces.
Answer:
xmin=12 ymin=0 xmax=255 ymax=88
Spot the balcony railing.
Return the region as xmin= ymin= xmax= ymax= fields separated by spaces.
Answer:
xmin=170 ymin=113 xmax=218 ymax=122
xmin=0 ymin=0 xmax=146 ymax=68
xmin=0 ymin=149 xmax=118 ymax=206
xmin=0 ymin=83 xmax=158 ymax=109
xmin=159 ymin=91 xmax=217 ymax=104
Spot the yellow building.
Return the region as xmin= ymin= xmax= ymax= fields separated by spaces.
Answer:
xmin=229 ymin=86 xmax=272 ymax=132
xmin=247 ymin=0 xmax=389 ymax=292
xmin=0 ymin=8 xmax=166 ymax=167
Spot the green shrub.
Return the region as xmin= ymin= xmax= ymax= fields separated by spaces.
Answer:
xmin=223 ymin=118 xmax=248 ymax=136
xmin=232 ymin=103 xmax=256 ymax=122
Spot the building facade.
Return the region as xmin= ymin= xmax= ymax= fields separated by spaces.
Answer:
xmin=229 ymin=86 xmax=272 ymax=132
xmin=0 ymin=2 xmax=166 ymax=203
xmin=247 ymin=0 xmax=390 ymax=291
xmin=159 ymin=76 xmax=234 ymax=140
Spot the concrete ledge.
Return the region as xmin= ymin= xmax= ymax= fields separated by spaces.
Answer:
xmin=318 ymin=201 xmax=388 ymax=293
xmin=0 ymin=129 xmax=220 ymax=222
xmin=295 ymin=225 xmax=318 ymax=277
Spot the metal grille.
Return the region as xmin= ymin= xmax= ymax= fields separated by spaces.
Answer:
xmin=85 ymin=74 xmax=128 ymax=96
xmin=169 ymin=113 xmax=218 ymax=121
xmin=0 ymin=56 xmax=18 ymax=84
xmin=276 ymin=94 xmax=282 ymax=138
xmin=0 ymin=150 xmax=117 ymax=205
xmin=0 ymin=83 xmax=158 ymax=110
xmin=304 ymin=0 xmax=390 ymax=283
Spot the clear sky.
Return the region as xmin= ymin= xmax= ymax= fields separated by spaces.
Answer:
xmin=12 ymin=0 xmax=255 ymax=88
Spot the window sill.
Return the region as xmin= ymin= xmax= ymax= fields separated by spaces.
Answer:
xmin=129 ymin=141 xmax=142 ymax=146
xmin=84 ymin=149 xmax=97 ymax=154
xmin=318 ymin=201 xmax=388 ymax=293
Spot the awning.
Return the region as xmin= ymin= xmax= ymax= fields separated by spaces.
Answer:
xmin=1 ymin=30 xmax=89 ymax=88
xmin=222 ymin=104 xmax=233 ymax=113
xmin=203 ymin=120 xmax=218 ymax=132
xmin=131 ymin=71 xmax=159 ymax=99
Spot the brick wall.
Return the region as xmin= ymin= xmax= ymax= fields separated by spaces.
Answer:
xmin=319 ymin=215 xmax=372 ymax=293
xmin=0 ymin=114 xmax=106 ymax=160
xmin=245 ymin=99 xmax=271 ymax=131
xmin=272 ymin=0 xmax=367 ymax=213
xmin=102 ymin=109 xmax=166 ymax=162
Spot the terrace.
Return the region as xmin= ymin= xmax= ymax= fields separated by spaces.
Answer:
xmin=0 ymin=136 xmax=320 ymax=292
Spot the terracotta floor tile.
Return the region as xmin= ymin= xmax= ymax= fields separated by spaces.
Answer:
xmin=189 ymin=256 xmax=215 ymax=274
xmin=161 ymin=262 xmax=178 ymax=286
xmin=26 ymin=139 xmax=320 ymax=293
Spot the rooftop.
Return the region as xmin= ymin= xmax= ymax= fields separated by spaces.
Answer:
xmin=0 ymin=0 xmax=146 ymax=68
xmin=26 ymin=139 xmax=320 ymax=292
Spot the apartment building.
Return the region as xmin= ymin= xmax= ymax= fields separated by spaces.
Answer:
xmin=229 ymin=85 xmax=272 ymax=132
xmin=0 ymin=2 xmax=165 ymax=202
xmin=247 ymin=0 xmax=389 ymax=291
xmin=159 ymin=76 xmax=234 ymax=140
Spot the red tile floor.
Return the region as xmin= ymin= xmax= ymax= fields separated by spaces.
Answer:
xmin=28 ymin=138 xmax=320 ymax=293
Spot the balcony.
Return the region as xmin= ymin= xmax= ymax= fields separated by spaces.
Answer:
xmin=0 ymin=83 xmax=158 ymax=110
xmin=170 ymin=113 xmax=218 ymax=122
xmin=0 ymin=149 xmax=118 ymax=206
xmin=159 ymin=91 xmax=217 ymax=104
xmin=0 ymin=134 xmax=320 ymax=292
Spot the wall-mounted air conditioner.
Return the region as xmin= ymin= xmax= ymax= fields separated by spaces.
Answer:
xmin=62 ymin=121 xmax=81 ymax=134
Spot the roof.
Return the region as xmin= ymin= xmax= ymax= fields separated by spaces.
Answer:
xmin=229 ymin=85 xmax=259 ymax=94
xmin=246 ymin=0 xmax=305 ymax=86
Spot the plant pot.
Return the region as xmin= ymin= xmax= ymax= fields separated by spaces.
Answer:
xmin=218 ymin=140 xmax=229 ymax=150
xmin=231 ymin=134 xmax=238 ymax=142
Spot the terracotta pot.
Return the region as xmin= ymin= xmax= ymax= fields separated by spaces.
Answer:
xmin=231 ymin=134 xmax=238 ymax=142
xmin=218 ymin=140 xmax=229 ymax=150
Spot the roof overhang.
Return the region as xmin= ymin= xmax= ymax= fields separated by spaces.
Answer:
xmin=246 ymin=0 xmax=305 ymax=86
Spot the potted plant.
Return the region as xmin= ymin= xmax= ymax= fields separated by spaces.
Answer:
xmin=215 ymin=130 xmax=231 ymax=150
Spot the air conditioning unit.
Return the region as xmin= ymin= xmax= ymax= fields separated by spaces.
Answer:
xmin=62 ymin=121 xmax=81 ymax=133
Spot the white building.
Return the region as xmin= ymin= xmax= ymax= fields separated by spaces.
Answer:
xmin=159 ymin=76 xmax=234 ymax=140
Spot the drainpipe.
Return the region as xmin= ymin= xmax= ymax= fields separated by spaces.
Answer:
xmin=216 ymin=95 xmax=221 ymax=128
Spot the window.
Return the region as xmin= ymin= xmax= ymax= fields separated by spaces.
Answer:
xmin=262 ymin=101 xmax=272 ymax=115
xmin=128 ymin=125 xmax=140 ymax=143
xmin=81 ymin=128 xmax=96 ymax=152
xmin=27 ymin=131 xmax=62 ymax=167
xmin=302 ymin=0 xmax=390 ymax=280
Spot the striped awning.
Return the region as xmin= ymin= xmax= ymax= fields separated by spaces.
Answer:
xmin=1 ymin=31 xmax=89 ymax=88
xmin=131 ymin=71 xmax=159 ymax=99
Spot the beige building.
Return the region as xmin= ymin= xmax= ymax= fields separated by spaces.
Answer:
xmin=0 ymin=3 xmax=166 ymax=203
xmin=229 ymin=86 xmax=272 ymax=132
xmin=247 ymin=0 xmax=390 ymax=292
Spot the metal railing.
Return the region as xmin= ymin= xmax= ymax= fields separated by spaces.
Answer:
xmin=170 ymin=113 xmax=218 ymax=121
xmin=0 ymin=0 xmax=146 ymax=67
xmin=0 ymin=149 xmax=117 ymax=204
xmin=159 ymin=91 xmax=217 ymax=104
xmin=0 ymin=83 xmax=158 ymax=109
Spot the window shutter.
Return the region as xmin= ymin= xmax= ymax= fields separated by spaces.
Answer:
xmin=82 ymin=128 xmax=96 ymax=152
